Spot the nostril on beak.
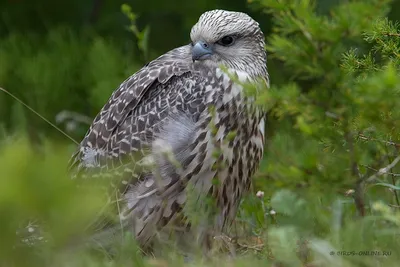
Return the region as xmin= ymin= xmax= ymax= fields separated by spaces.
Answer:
xmin=192 ymin=41 xmax=213 ymax=61
xmin=198 ymin=41 xmax=209 ymax=49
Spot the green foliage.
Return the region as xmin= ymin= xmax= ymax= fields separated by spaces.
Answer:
xmin=253 ymin=0 xmax=400 ymax=192
xmin=237 ymin=0 xmax=400 ymax=265
xmin=0 ymin=28 xmax=140 ymax=141
xmin=0 ymin=138 xmax=108 ymax=266
xmin=121 ymin=3 xmax=151 ymax=62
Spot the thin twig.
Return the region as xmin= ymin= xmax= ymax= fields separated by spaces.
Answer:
xmin=358 ymin=134 xmax=400 ymax=148
xmin=365 ymin=156 xmax=400 ymax=183
xmin=383 ymin=32 xmax=400 ymax=37
xmin=362 ymin=165 xmax=400 ymax=177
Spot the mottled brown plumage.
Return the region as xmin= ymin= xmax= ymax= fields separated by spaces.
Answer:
xmin=69 ymin=9 xmax=268 ymax=250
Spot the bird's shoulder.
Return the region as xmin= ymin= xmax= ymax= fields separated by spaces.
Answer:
xmin=68 ymin=45 xmax=222 ymax=172
xmin=81 ymin=46 xmax=192 ymax=143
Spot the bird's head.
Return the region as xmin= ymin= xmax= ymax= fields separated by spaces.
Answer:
xmin=190 ymin=10 xmax=267 ymax=78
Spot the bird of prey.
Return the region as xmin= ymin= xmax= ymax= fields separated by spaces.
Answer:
xmin=69 ymin=9 xmax=269 ymax=250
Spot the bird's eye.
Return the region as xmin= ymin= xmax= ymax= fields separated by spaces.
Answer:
xmin=217 ymin=36 xmax=235 ymax=46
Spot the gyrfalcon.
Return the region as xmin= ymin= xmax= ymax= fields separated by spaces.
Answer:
xmin=69 ymin=9 xmax=269 ymax=250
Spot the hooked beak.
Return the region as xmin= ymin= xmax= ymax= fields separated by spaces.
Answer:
xmin=192 ymin=41 xmax=213 ymax=62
